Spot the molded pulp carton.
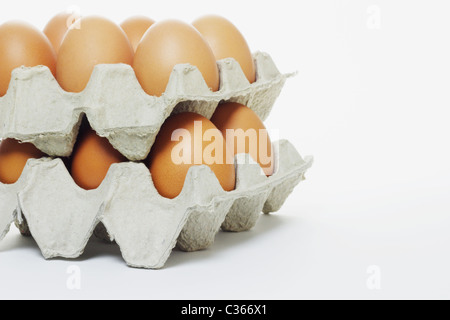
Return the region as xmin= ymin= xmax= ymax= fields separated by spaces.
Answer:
xmin=0 ymin=52 xmax=313 ymax=269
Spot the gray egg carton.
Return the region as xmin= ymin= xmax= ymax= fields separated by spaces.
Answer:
xmin=0 ymin=52 xmax=293 ymax=161
xmin=0 ymin=140 xmax=312 ymax=269
xmin=0 ymin=52 xmax=313 ymax=269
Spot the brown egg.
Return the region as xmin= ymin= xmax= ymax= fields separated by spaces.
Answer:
xmin=134 ymin=19 xmax=220 ymax=97
xmin=149 ymin=112 xmax=235 ymax=199
xmin=57 ymin=16 xmax=134 ymax=93
xmin=43 ymin=11 xmax=81 ymax=54
xmin=0 ymin=21 xmax=56 ymax=96
xmin=120 ymin=16 xmax=155 ymax=52
xmin=211 ymin=103 xmax=274 ymax=176
xmin=193 ymin=15 xmax=256 ymax=84
xmin=0 ymin=139 xmax=44 ymax=184
xmin=70 ymin=129 xmax=127 ymax=190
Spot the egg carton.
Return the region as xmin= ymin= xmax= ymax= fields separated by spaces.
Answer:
xmin=0 ymin=140 xmax=312 ymax=269
xmin=0 ymin=52 xmax=292 ymax=161
xmin=0 ymin=52 xmax=313 ymax=269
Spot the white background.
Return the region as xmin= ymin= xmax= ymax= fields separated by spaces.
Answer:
xmin=1 ymin=0 xmax=450 ymax=300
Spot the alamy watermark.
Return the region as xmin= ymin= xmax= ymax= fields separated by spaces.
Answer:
xmin=66 ymin=265 xmax=81 ymax=290
xmin=367 ymin=5 xmax=382 ymax=30
xmin=170 ymin=121 xmax=277 ymax=173
xmin=65 ymin=5 xmax=82 ymax=30
xmin=366 ymin=265 xmax=382 ymax=290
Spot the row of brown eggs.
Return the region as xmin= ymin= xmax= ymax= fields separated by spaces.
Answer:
xmin=0 ymin=13 xmax=255 ymax=97
xmin=0 ymin=102 xmax=273 ymax=199
xmin=0 ymin=13 xmax=272 ymax=199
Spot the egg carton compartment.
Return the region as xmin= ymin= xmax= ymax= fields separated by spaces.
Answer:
xmin=0 ymin=52 xmax=292 ymax=161
xmin=0 ymin=140 xmax=312 ymax=269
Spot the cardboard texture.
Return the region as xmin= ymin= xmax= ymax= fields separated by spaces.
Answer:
xmin=0 ymin=52 xmax=292 ymax=161
xmin=0 ymin=52 xmax=313 ymax=269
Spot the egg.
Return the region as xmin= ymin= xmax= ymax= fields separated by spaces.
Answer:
xmin=57 ymin=16 xmax=134 ymax=93
xmin=0 ymin=21 xmax=56 ymax=96
xmin=193 ymin=15 xmax=256 ymax=84
xmin=134 ymin=19 xmax=220 ymax=97
xmin=120 ymin=16 xmax=155 ymax=52
xmin=148 ymin=112 xmax=235 ymax=199
xmin=0 ymin=139 xmax=44 ymax=184
xmin=43 ymin=11 xmax=81 ymax=54
xmin=70 ymin=128 xmax=127 ymax=190
xmin=211 ymin=103 xmax=274 ymax=176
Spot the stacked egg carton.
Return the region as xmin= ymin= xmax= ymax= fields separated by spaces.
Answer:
xmin=0 ymin=52 xmax=313 ymax=269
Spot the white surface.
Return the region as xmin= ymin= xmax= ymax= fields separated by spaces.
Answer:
xmin=1 ymin=0 xmax=450 ymax=300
